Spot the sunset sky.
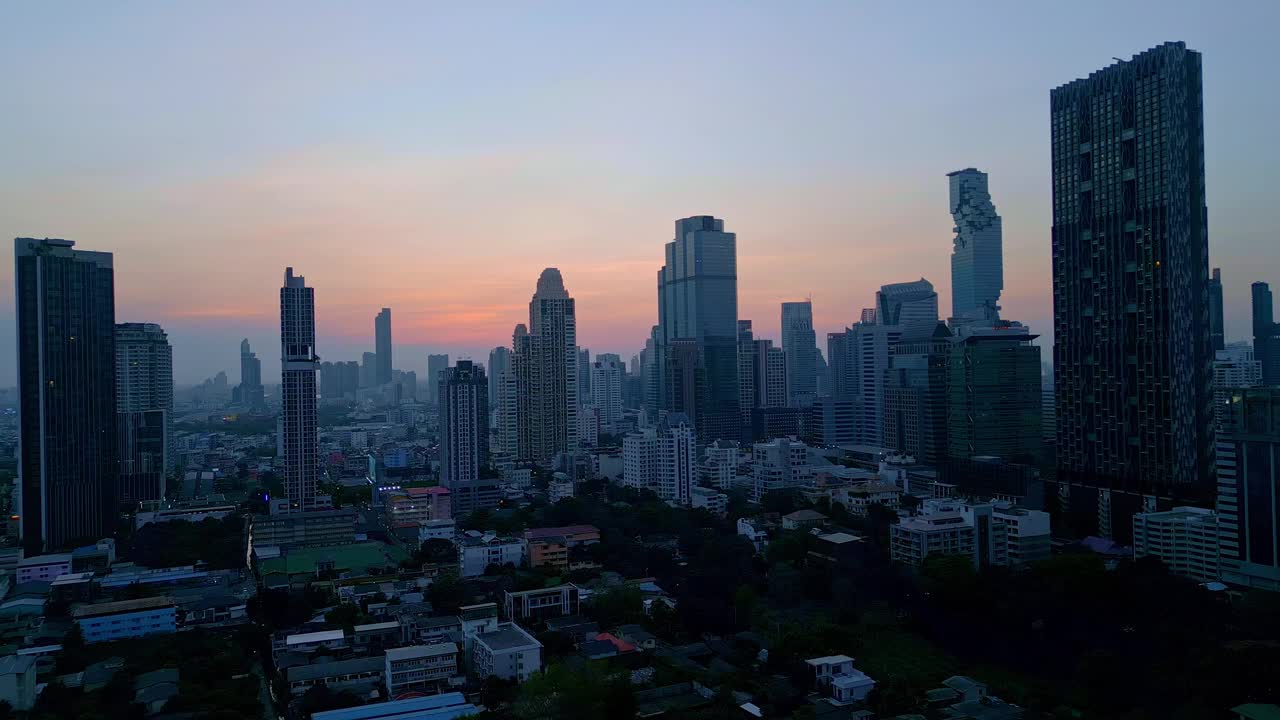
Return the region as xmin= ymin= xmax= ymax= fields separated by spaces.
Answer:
xmin=3 ymin=2 xmax=1278 ymax=384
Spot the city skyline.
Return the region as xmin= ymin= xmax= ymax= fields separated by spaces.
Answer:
xmin=3 ymin=4 xmax=1280 ymax=385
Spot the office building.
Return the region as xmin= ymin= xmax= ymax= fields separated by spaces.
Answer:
xmin=876 ymin=279 xmax=938 ymax=341
xmin=781 ymin=300 xmax=817 ymax=406
xmin=428 ymin=354 xmax=449 ymax=404
xmin=753 ymin=338 xmax=788 ymax=410
xmin=1213 ymin=344 xmax=1261 ymax=428
xmin=808 ymin=397 xmax=857 ymax=446
xmin=591 ymin=356 xmax=624 ymax=432
xmin=947 ymin=327 xmax=1043 ymax=465
xmin=115 ymin=322 xmax=173 ymax=503
xmin=1253 ymin=282 xmax=1280 ymax=385
xmin=488 ymin=346 xmax=511 ymax=410
xmin=828 ymin=322 xmax=902 ymax=446
xmin=384 ymin=644 xmax=460 ymax=697
xmin=319 ymin=360 xmax=360 ymax=399
xmin=1216 ymin=388 xmax=1280 ymax=591
xmin=1051 ymin=43 xmax=1214 ymax=539
xmin=280 ymin=267 xmax=320 ymax=510
xmin=882 ymin=326 xmax=950 ymax=464
xmin=992 ymin=505 xmax=1052 ymax=567
xmin=440 ymin=360 xmax=496 ymax=515
xmin=15 ymin=238 xmax=118 ymax=553
xmin=948 ymin=168 xmax=1003 ymax=327
xmin=1132 ymin=506 xmax=1220 ymax=583
xmin=577 ymin=347 xmax=591 ymax=406
xmin=511 ymin=268 xmax=578 ymax=464
xmin=375 ymin=307 xmax=392 ymax=386
xmin=1208 ymin=268 xmax=1225 ymax=352
xmin=656 ymin=216 xmax=741 ymax=444
xmin=234 ymin=338 xmax=265 ymax=408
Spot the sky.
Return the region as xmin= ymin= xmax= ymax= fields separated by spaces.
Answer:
xmin=2 ymin=2 xmax=1278 ymax=385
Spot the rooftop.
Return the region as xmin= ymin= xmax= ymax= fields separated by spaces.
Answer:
xmin=386 ymin=643 xmax=457 ymax=661
xmin=257 ymin=541 xmax=408 ymax=576
xmin=286 ymin=629 xmax=345 ymax=646
xmin=476 ymin=624 xmax=541 ymax=652
xmin=311 ymin=692 xmax=474 ymax=720
xmin=72 ymin=596 xmax=174 ymax=619
xmin=353 ymin=621 xmax=400 ymax=633
xmin=287 ymin=656 xmax=383 ymax=683
xmin=784 ymin=510 xmax=828 ymax=522
xmin=0 ymin=654 xmax=36 ymax=675
xmin=806 ymin=655 xmax=855 ymax=666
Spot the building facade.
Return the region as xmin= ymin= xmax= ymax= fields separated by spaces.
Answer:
xmin=15 ymin=238 xmax=118 ymax=553
xmin=946 ymin=328 xmax=1043 ymax=465
xmin=1208 ymin=268 xmax=1224 ymax=352
xmin=948 ymin=168 xmax=1003 ymax=327
xmin=1132 ymin=506 xmax=1220 ymax=583
xmin=375 ymin=307 xmax=393 ymax=386
xmin=115 ymin=322 xmax=173 ymax=504
xmin=875 ymin=279 xmax=939 ymax=341
xmin=781 ymin=301 xmax=817 ymax=406
xmin=280 ymin=268 xmax=320 ymax=511
xmin=440 ymin=360 xmax=495 ymax=515
xmin=511 ymin=269 xmax=578 ymax=464
xmin=1252 ymin=282 xmax=1280 ymax=386
xmin=590 ymin=356 xmax=624 ymax=433
xmin=1216 ymin=388 xmax=1280 ymax=591
xmin=1051 ymin=43 xmax=1214 ymax=539
xmin=1212 ymin=344 xmax=1261 ymax=429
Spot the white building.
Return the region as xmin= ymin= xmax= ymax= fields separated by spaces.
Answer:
xmin=737 ymin=518 xmax=771 ymax=554
xmin=590 ymin=356 xmax=625 ymax=432
xmin=16 ymin=553 xmax=72 ymax=584
xmin=832 ymin=482 xmax=903 ymax=516
xmin=457 ymin=533 xmax=527 ymax=577
xmin=751 ymin=438 xmax=812 ymax=502
xmin=992 ymin=505 xmax=1051 ymax=567
xmin=1133 ymin=506 xmax=1220 ymax=583
xmin=701 ymin=441 xmax=740 ymax=490
xmin=577 ymin=405 xmax=600 ymax=448
xmin=805 ymin=655 xmax=876 ymax=706
xmin=658 ymin=414 xmax=697 ymax=505
xmin=623 ymin=430 xmax=658 ymax=492
xmin=384 ymin=643 xmax=462 ymax=697
xmin=72 ymin=597 xmax=177 ymax=643
xmin=548 ymin=479 xmax=574 ymax=504
xmin=417 ymin=519 xmax=457 ymax=544
xmin=890 ymin=513 xmax=975 ymax=568
xmin=691 ymin=486 xmax=728 ymax=517
xmin=472 ymin=622 xmax=542 ymax=682
xmin=1212 ymin=343 xmax=1261 ymax=428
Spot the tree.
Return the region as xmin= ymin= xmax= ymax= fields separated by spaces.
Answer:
xmin=325 ymin=603 xmax=362 ymax=631
xmin=299 ymin=685 xmax=362 ymax=716
xmin=513 ymin=663 xmax=635 ymax=720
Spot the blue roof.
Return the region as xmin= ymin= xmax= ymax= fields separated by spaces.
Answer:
xmin=311 ymin=693 xmax=477 ymax=720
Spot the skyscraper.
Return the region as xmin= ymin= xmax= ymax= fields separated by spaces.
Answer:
xmin=883 ymin=325 xmax=951 ymax=465
xmin=375 ymin=307 xmax=393 ymax=386
xmin=115 ymin=322 xmax=173 ymax=503
xmin=1252 ymin=282 xmax=1280 ymax=385
xmin=577 ymin=347 xmax=591 ymax=407
xmin=15 ymin=238 xmax=118 ymax=553
xmin=360 ymin=352 xmax=378 ymax=389
xmin=590 ymin=355 xmax=624 ymax=433
xmin=781 ymin=300 xmax=817 ymax=406
xmin=1208 ymin=268 xmax=1225 ymax=352
xmin=1216 ymin=387 xmax=1280 ymax=591
xmin=948 ymin=168 xmax=1004 ymax=327
xmin=439 ymin=360 xmax=496 ymax=515
xmin=828 ymin=322 xmax=901 ymax=446
xmin=658 ymin=413 xmax=697 ymax=505
xmin=946 ymin=328 xmax=1043 ymax=465
xmin=657 ymin=216 xmax=740 ymax=444
xmin=1051 ymin=43 xmax=1214 ymax=538
xmin=427 ymin=354 xmax=449 ymax=404
xmin=280 ymin=267 xmax=320 ymax=511
xmin=512 ymin=268 xmax=578 ymax=464
xmin=235 ymin=338 xmax=265 ymax=409
xmin=737 ymin=320 xmax=757 ymax=432
xmin=876 ymin=279 xmax=939 ymax=341
xmin=1212 ymin=343 xmax=1261 ymax=428
xmin=488 ymin=346 xmax=511 ymax=410
xmin=752 ymin=339 xmax=788 ymax=410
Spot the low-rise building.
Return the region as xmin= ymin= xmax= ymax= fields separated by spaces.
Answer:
xmin=805 ymin=655 xmax=876 ymax=706
xmin=992 ymin=505 xmax=1051 ymax=567
xmin=418 ymin=519 xmax=457 ymax=544
xmin=737 ymin=518 xmax=772 ymax=554
xmin=690 ymin=486 xmax=728 ymax=517
xmin=457 ymin=533 xmax=527 ymax=577
xmin=782 ymin=509 xmax=827 ymax=531
xmin=134 ymin=503 xmax=236 ymax=529
xmin=503 ymin=585 xmax=578 ymax=623
xmin=17 ymin=554 xmax=72 ymax=584
xmin=72 ymin=597 xmax=176 ymax=643
xmin=384 ymin=643 xmax=462 ymax=697
xmin=311 ymin=692 xmax=479 ymax=720
xmin=472 ymin=622 xmax=542 ymax=682
xmin=833 ymin=482 xmax=903 ymax=516
xmin=1133 ymin=506 xmax=1221 ymax=583
xmin=351 ymin=621 xmax=401 ymax=652
xmin=0 ymin=655 xmax=38 ymax=711
xmin=249 ymin=509 xmax=356 ymax=553
xmin=273 ymin=629 xmax=348 ymax=661
xmin=386 ymin=487 xmax=452 ymax=524
xmin=286 ymin=656 xmax=384 ymax=697
xmin=890 ymin=513 xmax=976 ymax=568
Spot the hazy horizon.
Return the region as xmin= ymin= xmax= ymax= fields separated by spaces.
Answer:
xmin=4 ymin=2 xmax=1278 ymax=385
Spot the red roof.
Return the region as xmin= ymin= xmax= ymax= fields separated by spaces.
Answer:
xmin=595 ymin=633 xmax=636 ymax=653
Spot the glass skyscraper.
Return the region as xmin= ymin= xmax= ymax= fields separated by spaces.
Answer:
xmin=1252 ymin=282 xmax=1280 ymax=386
xmin=1216 ymin=387 xmax=1280 ymax=591
xmin=1051 ymin=42 xmax=1214 ymax=539
xmin=15 ymin=238 xmax=118 ymax=553
xmin=948 ymin=168 xmax=1004 ymax=327
xmin=657 ymin=216 xmax=740 ymax=444
xmin=781 ymin=301 xmax=817 ymax=406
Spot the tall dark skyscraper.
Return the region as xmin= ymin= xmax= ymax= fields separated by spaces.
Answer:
xmin=781 ymin=300 xmax=817 ymax=406
xmin=1208 ymin=268 xmax=1225 ymax=352
xmin=488 ymin=346 xmax=511 ymax=411
xmin=1253 ymin=282 xmax=1280 ymax=385
xmin=375 ymin=307 xmax=393 ymax=386
xmin=280 ymin=267 xmax=320 ymax=510
xmin=15 ymin=238 xmax=118 ymax=553
xmin=1216 ymin=387 xmax=1280 ymax=591
xmin=115 ymin=322 xmax=173 ymax=503
xmin=657 ymin=216 xmax=740 ymax=444
xmin=1051 ymin=43 xmax=1214 ymax=539
xmin=235 ymin=338 xmax=265 ymax=409
xmin=427 ymin=354 xmax=449 ymax=404
xmin=440 ymin=360 xmax=496 ymax=515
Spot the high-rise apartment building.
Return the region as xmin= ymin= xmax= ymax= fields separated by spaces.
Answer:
xmin=948 ymin=168 xmax=1003 ymax=327
xmin=427 ymin=354 xmax=450 ymax=404
xmin=1212 ymin=344 xmax=1261 ymax=429
xmin=946 ymin=327 xmax=1043 ymax=465
xmin=1208 ymin=268 xmax=1224 ymax=352
xmin=440 ymin=360 xmax=496 ymax=515
xmin=235 ymin=339 xmax=265 ymax=409
xmin=1216 ymin=388 xmax=1280 ymax=590
xmin=753 ymin=339 xmax=787 ymax=410
xmin=875 ymin=280 xmax=938 ymax=341
xmin=590 ymin=356 xmax=624 ymax=433
xmin=488 ymin=347 xmax=511 ymax=411
xmin=511 ymin=269 xmax=578 ymax=465
xmin=622 ymin=413 xmax=696 ymax=505
xmin=1252 ymin=282 xmax=1280 ymax=385
xmin=781 ymin=301 xmax=817 ymax=406
xmin=828 ymin=322 xmax=902 ymax=446
xmin=16 ymin=238 xmax=118 ymax=553
xmin=375 ymin=308 xmax=393 ymax=386
xmin=280 ymin=267 xmax=320 ymax=511
xmin=1051 ymin=43 xmax=1214 ymax=538
xmin=577 ymin=347 xmax=591 ymax=407
xmin=115 ymin=322 xmax=173 ymax=503
xmin=656 ymin=216 xmax=740 ymax=444
xmin=360 ymin=352 xmax=378 ymax=389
